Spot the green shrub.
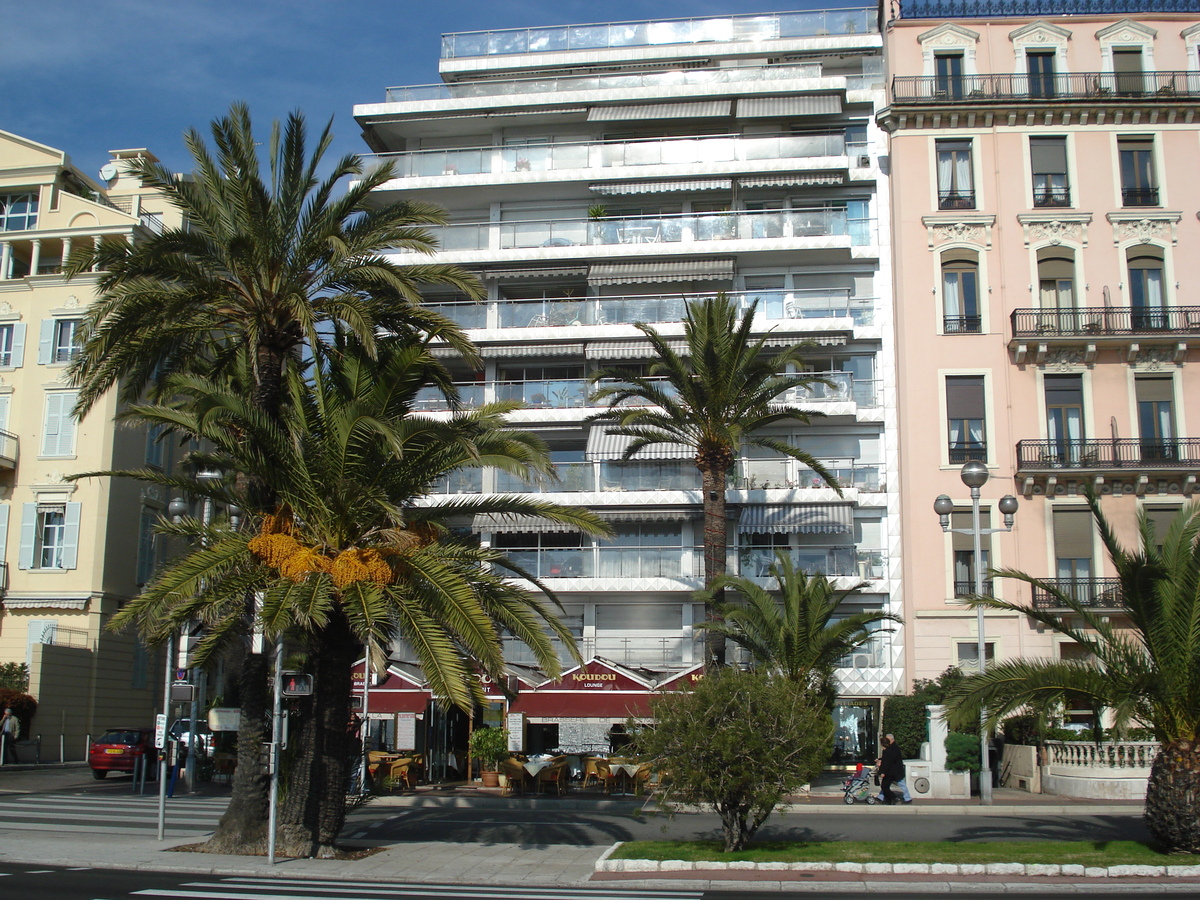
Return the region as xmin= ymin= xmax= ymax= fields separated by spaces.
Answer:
xmin=945 ymin=731 xmax=981 ymax=773
xmin=468 ymin=726 xmax=508 ymax=771
xmin=0 ymin=689 xmax=36 ymax=738
xmin=0 ymin=663 xmax=28 ymax=692
xmin=881 ymin=695 xmax=928 ymax=759
xmin=1003 ymin=715 xmax=1039 ymax=746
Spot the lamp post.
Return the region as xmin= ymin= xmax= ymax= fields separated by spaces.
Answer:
xmin=934 ymin=460 xmax=1018 ymax=806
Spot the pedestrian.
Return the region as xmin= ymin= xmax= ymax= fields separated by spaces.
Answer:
xmin=1 ymin=707 xmax=20 ymax=764
xmin=875 ymin=732 xmax=911 ymax=805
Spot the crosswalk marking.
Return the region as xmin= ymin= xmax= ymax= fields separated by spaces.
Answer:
xmin=0 ymin=792 xmax=225 ymax=836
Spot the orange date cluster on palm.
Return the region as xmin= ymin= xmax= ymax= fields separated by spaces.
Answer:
xmin=248 ymin=518 xmax=396 ymax=588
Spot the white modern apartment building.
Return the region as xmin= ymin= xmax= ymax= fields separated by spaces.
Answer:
xmin=354 ymin=8 xmax=901 ymax=765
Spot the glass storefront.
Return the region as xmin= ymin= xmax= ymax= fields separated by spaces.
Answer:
xmin=830 ymin=699 xmax=880 ymax=766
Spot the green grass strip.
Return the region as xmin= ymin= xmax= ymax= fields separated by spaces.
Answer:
xmin=612 ymin=840 xmax=1197 ymax=867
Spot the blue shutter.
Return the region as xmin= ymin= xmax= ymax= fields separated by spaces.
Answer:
xmin=37 ymin=319 xmax=53 ymax=365
xmin=10 ymin=323 xmax=26 ymax=368
xmin=61 ymin=502 xmax=81 ymax=570
xmin=42 ymin=393 xmax=62 ymax=456
xmin=0 ymin=505 xmax=10 ymax=571
xmin=18 ymin=503 xmax=35 ymax=570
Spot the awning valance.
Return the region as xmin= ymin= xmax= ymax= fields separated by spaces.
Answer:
xmin=471 ymin=514 xmax=582 ymax=534
xmin=736 ymin=95 xmax=842 ymax=118
xmin=588 ymin=258 xmax=735 ymax=285
xmin=598 ymin=508 xmax=698 ymax=523
xmin=739 ymin=172 xmax=844 ymax=188
xmin=760 ymin=334 xmax=847 ymax=348
xmin=588 ymin=100 xmax=732 ymax=121
xmin=589 ymin=179 xmax=732 ymax=195
xmin=586 ymin=339 xmax=687 ymax=360
xmin=586 ymin=426 xmax=693 ymax=461
xmin=738 ymin=504 xmax=854 ymax=534
xmin=479 ymin=342 xmax=585 ymax=358
xmin=477 ymin=266 xmax=588 ymax=280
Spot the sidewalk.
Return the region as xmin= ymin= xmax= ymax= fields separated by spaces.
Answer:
xmin=0 ymin=764 xmax=1189 ymax=893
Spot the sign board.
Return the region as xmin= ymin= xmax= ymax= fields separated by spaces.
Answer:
xmin=506 ymin=712 xmax=524 ymax=752
xmin=396 ymin=713 xmax=417 ymax=749
xmin=154 ymin=713 xmax=167 ymax=749
xmin=208 ymin=707 xmax=241 ymax=732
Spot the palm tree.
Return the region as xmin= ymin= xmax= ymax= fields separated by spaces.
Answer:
xmin=944 ymin=494 xmax=1200 ymax=853
xmin=67 ymin=103 xmax=484 ymax=852
xmin=590 ymin=293 xmax=840 ymax=668
xmin=698 ymin=551 xmax=901 ymax=704
xmin=108 ymin=338 xmax=605 ymax=856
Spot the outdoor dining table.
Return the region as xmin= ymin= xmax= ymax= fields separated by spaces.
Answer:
xmin=522 ymin=758 xmax=554 ymax=777
xmin=607 ymin=760 xmax=642 ymax=795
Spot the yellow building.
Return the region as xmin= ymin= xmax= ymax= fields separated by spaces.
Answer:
xmin=0 ymin=131 xmax=181 ymax=758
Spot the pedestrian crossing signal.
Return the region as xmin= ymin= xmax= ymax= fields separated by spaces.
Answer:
xmin=281 ymin=672 xmax=313 ymax=696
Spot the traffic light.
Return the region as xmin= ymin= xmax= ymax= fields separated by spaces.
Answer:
xmin=280 ymin=671 xmax=313 ymax=696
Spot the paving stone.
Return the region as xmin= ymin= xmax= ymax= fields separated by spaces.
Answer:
xmin=1024 ymin=864 xmax=1061 ymax=876
xmin=984 ymin=862 xmax=1026 ymax=875
xmin=1107 ymin=865 xmax=1165 ymax=877
xmin=893 ymin=863 xmax=930 ymax=874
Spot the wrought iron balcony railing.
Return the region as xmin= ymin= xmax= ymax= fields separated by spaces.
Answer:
xmin=892 ymin=71 xmax=1200 ymax=104
xmin=898 ymin=0 xmax=1200 ymax=18
xmin=944 ymin=315 xmax=982 ymax=334
xmin=1032 ymin=577 xmax=1124 ymax=611
xmin=1016 ymin=438 xmax=1200 ymax=470
xmin=1121 ymin=187 xmax=1160 ymax=207
xmin=948 ymin=442 xmax=987 ymax=464
xmin=1011 ymin=306 xmax=1200 ymax=339
xmin=954 ymin=579 xmax=994 ymax=598
xmin=938 ymin=190 xmax=975 ymax=210
xmin=1032 ymin=183 xmax=1071 ymax=208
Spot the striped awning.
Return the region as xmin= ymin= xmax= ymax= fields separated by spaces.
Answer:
xmin=588 ymin=258 xmax=735 ymax=285
xmin=586 ymin=339 xmax=687 ymax=360
xmin=739 ymin=172 xmax=844 ymax=188
xmin=761 ymin=334 xmax=847 ymax=348
xmin=477 ymin=266 xmax=588 ymax=280
xmin=736 ymin=95 xmax=842 ymax=118
xmin=588 ymin=100 xmax=732 ymax=121
xmin=586 ymin=426 xmax=693 ymax=461
xmin=471 ymin=514 xmax=582 ymax=534
xmin=589 ymin=179 xmax=732 ymax=195
xmin=737 ymin=504 xmax=854 ymax=534
xmin=598 ymin=508 xmax=698 ymax=524
xmin=479 ymin=342 xmax=585 ymax=358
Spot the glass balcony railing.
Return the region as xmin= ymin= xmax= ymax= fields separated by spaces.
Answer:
xmin=501 ymin=547 xmax=689 ymax=579
xmin=899 ymin=0 xmax=1200 ymax=18
xmin=494 ymin=378 xmax=589 ymax=408
xmin=413 ymin=383 xmax=485 ymax=411
xmin=739 ymin=546 xmax=861 ymax=578
xmin=424 ymin=301 xmax=487 ymax=330
xmin=735 ymin=459 xmax=883 ymax=492
xmin=408 ymin=209 xmax=871 ymax=253
xmin=599 ymin=461 xmax=700 ymax=492
xmin=495 ymin=462 xmax=596 ymax=493
xmin=427 ymin=469 xmax=484 ymax=494
xmin=387 ymin=63 xmax=821 ymax=103
xmin=369 ymin=132 xmax=849 ymax=178
xmin=440 ymin=9 xmax=877 ymax=58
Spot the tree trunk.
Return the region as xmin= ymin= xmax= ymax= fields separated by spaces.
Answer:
xmin=202 ymin=651 xmax=270 ymax=854
xmin=1144 ymin=739 xmax=1200 ymax=852
xmin=718 ymin=801 xmax=751 ymax=852
xmin=276 ymin=607 xmax=357 ymax=858
xmin=700 ymin=465 xmax=728 ymax=670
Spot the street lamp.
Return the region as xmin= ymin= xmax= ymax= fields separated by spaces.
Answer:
xmin=934 ymin=460 xmax=1018 ymax=806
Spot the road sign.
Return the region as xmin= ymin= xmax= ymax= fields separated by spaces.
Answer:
xmin=154 ymin=713 xmax=167 ymax=749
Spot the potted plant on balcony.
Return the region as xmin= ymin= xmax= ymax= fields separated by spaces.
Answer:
xmin=588 ymin=204 xmax=617 ymax=244
xmin=469 ymin=726 xmax=508 ymax=788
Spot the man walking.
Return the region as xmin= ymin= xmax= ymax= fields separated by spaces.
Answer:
xmin=1 ymin=707 xmax=20 ymax=764
xmin=875 ymin=732 xmax=911 ymax=804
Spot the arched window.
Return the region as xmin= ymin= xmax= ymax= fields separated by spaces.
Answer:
xmin=941 ymin=250 xmax=980 ymax=334
xmin=1037 ymin=249 xmax=1077 ymax=331
xmin=1127 ymin=247 xmax=1166 ymax=330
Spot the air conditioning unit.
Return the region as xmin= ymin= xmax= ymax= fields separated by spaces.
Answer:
xmin=852 ymin=653 xmax=871 ymax=669
xmin=857 ymin=154 xmax=871 ymax=168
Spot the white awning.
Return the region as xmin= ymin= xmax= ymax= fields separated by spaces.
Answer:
xmin=589 ymin=179 xmax=732 ymax=195
xmin=588 ymin=100 xmax=733 ymax=121
xmin=479 ymin=342 xmax=585 ymax=358
xmin=598 ymin=508 xmax=698 ymax=523
xmin=477 ymin=266 xmax=588 ymax=280
xmin=588 ymin=258 xmax=735 ymax=285
xmin=586 ymin=339 xmax=687 ymax=359
xmin=586 ymin=426 xmax=693 ymax=461
xmin=761 ymin=334 xmax=847 ymax=348
xmin=471 ymin=514 xmax=582 ymax=534
xmin=738 ymin=504 xmax=854 ymax=534
xmin=736 ymin=95 xmax=842 ymax=118
xmin=739 ymin=173 xmax=844 ymax=188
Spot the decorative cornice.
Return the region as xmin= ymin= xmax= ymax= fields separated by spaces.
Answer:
xmin=917 ymin=23 xmax=980 ymax=47
xmin=1009 ymin=20 xmax=1072 ymax=46
xmin=921 ymin=214 xmax=996 ymax=250
xmin=1106 ymin=211 xmax=1181 ymax=246
xmin=1016 ymin=213 xmax=1093 ymax=248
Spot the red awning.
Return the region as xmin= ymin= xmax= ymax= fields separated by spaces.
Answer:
xmin=364 ymin=690 xmax=430 ymax=714
xmin=511 ymin=691 xmax=654 ymax=718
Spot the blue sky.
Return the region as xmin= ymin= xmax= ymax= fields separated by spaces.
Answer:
xmin=5 ymin=1 xmax=850 ymax=179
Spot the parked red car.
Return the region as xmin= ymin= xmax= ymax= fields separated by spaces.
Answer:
xmin=88 ymin=727 xmax=154 ymax=779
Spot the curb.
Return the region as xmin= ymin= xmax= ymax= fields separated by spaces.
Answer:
xmin=595 ymin=844 xmax=1200 ymax=879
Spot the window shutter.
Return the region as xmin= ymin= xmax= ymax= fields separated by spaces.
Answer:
xmin=1145 ymin=506 xmax=1180 ymax=547
xmin=9 ymin=323 xmax=25 ymax=368
xmin=946 ymin=376 xmax=985 ymax=418
xmin=1030 ymin=137 xmax=1067 ymax=174
xmin=18 ymin=503 xmax=35 ymax=570
xmin=1053 ymin=508 xmax=1093 ymax=560
xmin=61 ymin=502 xmax=81 ymax=570
xmin=0 ymin=504 xmax=10 ymax=567
xmin=42 ymin=392 xmax=77 ymax=456
xmin=37 ymin=319 xmax=54 ymax=365
xmin=1135 ymin=377 xmax=1173 ymax=403
xmin=950 ymin=509 xmax=991 ymax=552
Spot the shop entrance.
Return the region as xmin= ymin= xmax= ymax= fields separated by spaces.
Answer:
xmin=829 ymin=699 xmax=880 ymax=767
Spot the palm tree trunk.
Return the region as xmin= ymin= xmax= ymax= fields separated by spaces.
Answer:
xmin=701 ymin=466 xmax=729 ymax=670
xmin=203 ymin=650 xmax=270 ymax=854
xmin=276 ymin=607 xmax=357 ymax=858
xmin=1144 ymin=739 xmax=1200 ymax=852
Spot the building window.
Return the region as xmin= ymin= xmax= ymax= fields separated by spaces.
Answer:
xmin=1027 ymin=50 xmax=1057 ymax=98
xmin=956 ymin=640 xmax=995 ymax=674
xmin=1135 ymin=376 xmax=1176 ymax=461
xmin=1113 ymin=48 xmax=1145 ymax=96
xmin=1044 ymin=374 xmax=1084 ymax=466
xmin=935 ymin=52 xmax=964 ymax=99
xmin=946 ymin=375 xmax=986 ymax=463
xmin=1128 ymin=249 xmax=1166 ymax=329
xmin=38 ymin=318 xmax=81 ymax=365
xmin=145 ymin=424 xmax=167 ymax=469
xmin=1038 ymin=251 xmax=1077 ymax=330
xmin=19 ymin=501 xmax=81 ymax=571
xmin=1118 ymin=137 xmax=1158 ymax=206
xmin=1030 ymin=137 xmax=1069 ymax=207
xmin=0 ymin=322 xmax=26 ymax=368
xmin=599 ymin=525 xmax=683 ymax=579
xmin=951 ymin=509 xmax=991 ymax=597
xmin=942 ymin=257 xmax=980 ymax=333
xmin=41 ymin=391 xmax=79 ymax=457
xmin=137 ymin=507 xmax=160 ymax=585
xmin=1145 ymin=505 xmax=1182 ymax=554
xmin=1053 ymin=507 xmax=1094 ymax=604
xmin=0 ymin=194 xmax=38 ymax=232
xmin=936 ymin=140 xmax=974 ymax=209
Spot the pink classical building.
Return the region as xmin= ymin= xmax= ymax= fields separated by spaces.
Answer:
xmin=881 ymin=0 xmax=1200 ymax=695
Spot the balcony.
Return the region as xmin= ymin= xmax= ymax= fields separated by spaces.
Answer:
xmin=736 ymin=458 xmax=884 ymax=493
xmin=943 ymin=315 xmax=982 ymax=334
xmin=1033 ymin=182 xmax=1071 ymax=208
xmin=402 ymin=208 xmax=871 ymax=257
xmin=501 ymin=547 xmax=698 ymax=580
xmin=369 ymin=132 xmax=851 ymax=180
xmin=1010 ymin=306 xmax=1200 ymax=359
xmin=0 ymin=430 xmax=17 ymax=469
xmin=1016 ymin=437 xmax=1200 ymax=479
xmin=495 ymin=462 xmax=596 ymax=494
xmin=440 ymin=9 xmax=878 ymax=58
xmin=892 ymin=71 xmax=1200 ymax=105
xmin=739 ymin=546 xmax=880 ymax=579
xmin=495 ymin=378 xmax=589 ymax=409
xmin=898 ymin=0 xmax=1200 ymax=17
xmin=938 ymin=190 xmax=975 ymax=211
xmin=1032 ymin=577 xmax=1124 ymax=611
xmin=954 ymin=579 xmax=994 ymax=598
xmin=1121 ymin=187 xmax=1160 ymax=208
xmin=948 ymin=441 xmax=987 ymax=465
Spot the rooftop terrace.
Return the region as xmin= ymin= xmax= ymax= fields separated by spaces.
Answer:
xmin=897 ymin=0 xmax=1200 ymax=18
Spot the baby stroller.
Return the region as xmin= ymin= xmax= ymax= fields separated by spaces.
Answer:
xmin=842 ymin=763 xmax=878 ymax=805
